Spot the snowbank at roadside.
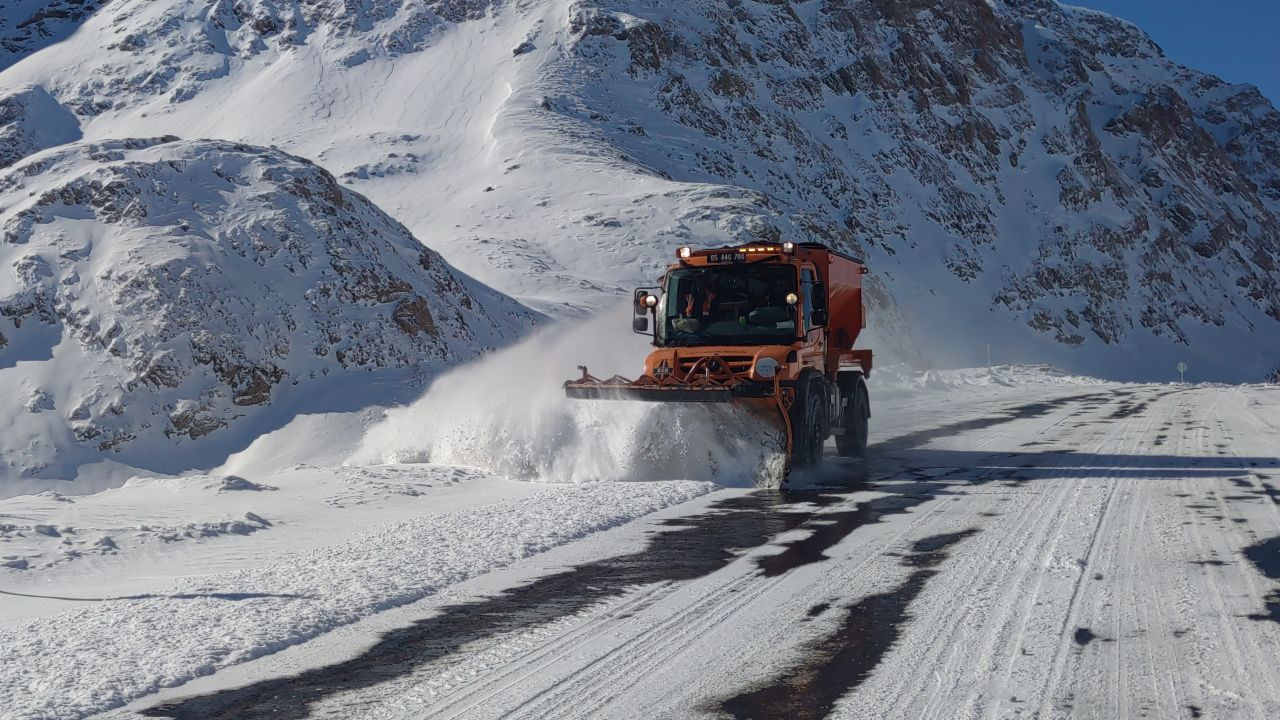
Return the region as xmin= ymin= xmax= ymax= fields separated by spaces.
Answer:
xmin=0 ymin=475 xmax=714 ymax=720
xmin=871 ymin=363 xmax=1114 ymax=400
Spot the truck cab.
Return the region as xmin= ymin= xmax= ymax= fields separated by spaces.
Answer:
xmin=567 ymin=241 xmax=872 ymax=474
xmin=636 ymin=242 xmax=869 ymax=387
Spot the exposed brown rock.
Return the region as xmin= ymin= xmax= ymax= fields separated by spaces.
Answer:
xmin=392 ymin=296 xmax=438 ymax=337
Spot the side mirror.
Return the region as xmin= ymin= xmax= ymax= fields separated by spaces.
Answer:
xmin=634 ymin=289 xmax=653 ymax=315
xmin=632 ymin=316 xmax=650 ymax=333
xmin=810 ymin=309 xmax=827 ymax=327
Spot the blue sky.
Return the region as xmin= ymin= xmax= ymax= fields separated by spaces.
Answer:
xmin=1070 ymin=0 xmax=1280 ymax=105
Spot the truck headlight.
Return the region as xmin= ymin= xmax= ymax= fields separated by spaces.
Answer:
xmin=785 ymin=292 xmax=799 ymax=306
xmin=644 ymin=293 xmax=659 ymax=308
xmin=755 ymin=357 xmax=780 ymax=378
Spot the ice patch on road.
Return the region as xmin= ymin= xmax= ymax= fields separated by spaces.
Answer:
xmin=352 ymin=306 xmax=787 ymax=486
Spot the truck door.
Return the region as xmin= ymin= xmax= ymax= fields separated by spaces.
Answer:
xmin=800 ymin=268 xmax=826 ymax=371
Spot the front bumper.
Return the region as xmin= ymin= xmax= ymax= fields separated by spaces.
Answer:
xmin=563 ymin=379 xmax=791 ymax=403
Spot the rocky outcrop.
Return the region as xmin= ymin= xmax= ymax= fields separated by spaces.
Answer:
xmin=0 ymin=137 xmax=537 ymax=479
xmin=0 ymin=85 xmax=81 ymax=169
xmin=549 ymin=0 xmax=1280 ymax=378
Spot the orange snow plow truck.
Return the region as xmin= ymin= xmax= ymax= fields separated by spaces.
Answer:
xmin=564 ymin=241 xmax=871 ymax=475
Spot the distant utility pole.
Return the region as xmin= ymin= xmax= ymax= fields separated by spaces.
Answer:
xmin=1177 ymin=361 xmax=1188 ymax=384
xmin=987 ymin=344 xmax=991 ymax=371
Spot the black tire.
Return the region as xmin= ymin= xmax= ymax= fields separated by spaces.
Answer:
xmin=792 ymin=378 xmax=827 ymax=469
xmin=835 ymin=381 xmax=869 ymax=459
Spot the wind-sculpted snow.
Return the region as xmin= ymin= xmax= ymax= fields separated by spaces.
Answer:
xmin=0 ymin=137 xmax=536 ymax=490
xmin=352 ymin=306 xmax=789 ymax=487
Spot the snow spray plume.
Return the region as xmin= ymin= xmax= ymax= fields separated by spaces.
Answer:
xmin=350 ymin=304 xmax=786 ymax=486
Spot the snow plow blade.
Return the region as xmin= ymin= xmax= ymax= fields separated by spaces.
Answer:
xmin=563 ymin=365 xmax=754 ymax=404
xmin=564 ymin=384 xmax=735 ymax=403
xmin=563 ymin=364 xmax=796 ymax=473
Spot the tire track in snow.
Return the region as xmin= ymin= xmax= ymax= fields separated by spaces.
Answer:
xmin=940 ymin=389 xmax=1153 ymax=719
xmin=917 ymin=394 xmax=1131 ymax=718
xmin=1026 ymin=387 xmax=1280 ymax=719
xmin=1033 ymin=386 xmax=1170 ymax=718
xmin=1177 ymin=390 xmax=1269 ymax=719
xmin=708 ymin=391 xmax=1132 ymax=720
xmin=892 ymin=388 xmax=1165 ymax=719
xmin=1182 ymin=390 xmax=1280 ymax=716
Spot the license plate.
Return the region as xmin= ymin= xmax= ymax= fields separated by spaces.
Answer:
xmin=708 ymin=252 xmax=746 ymax=263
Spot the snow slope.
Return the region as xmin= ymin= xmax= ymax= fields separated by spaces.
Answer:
xmin=0 ymin=136 xmax=536 ymax=493
xmin=0 ymin=84 xmax=80 ymax=169
xmin=0 ymin=0 xmax=1276 ymax=379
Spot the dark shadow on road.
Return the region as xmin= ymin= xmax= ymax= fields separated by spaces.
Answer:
xmin=719 ymin=530 xmax=980 ymax=720
xmin=142 ymin=491 xmax=858 ymax=720
xmin=1244 ymin=535 xmax=1280 ymax=624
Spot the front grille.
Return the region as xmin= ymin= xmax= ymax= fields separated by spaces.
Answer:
xmin=677 ymin=355 xmax=753 ymax=376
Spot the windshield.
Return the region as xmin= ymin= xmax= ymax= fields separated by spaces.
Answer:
xmin=659 ymin=264 xmax=797 ymax=346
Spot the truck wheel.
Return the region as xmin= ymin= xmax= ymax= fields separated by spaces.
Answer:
xmin=793 ymin=378 xmax=827 ymax=469
xmin=835 ymin=381 xmax=869 ymax=459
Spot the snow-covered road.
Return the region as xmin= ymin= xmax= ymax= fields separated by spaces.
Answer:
xmin=106 ymin=382 xmax=1280 ymax=720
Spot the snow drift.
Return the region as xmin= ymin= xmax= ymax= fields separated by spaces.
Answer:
xmin=0 ymin=136 xmax=537 ymax=494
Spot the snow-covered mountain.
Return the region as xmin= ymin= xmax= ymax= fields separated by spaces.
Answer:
xmin=0 ymin=135 xmax=536 ymax=491
xmin=0 ymin=0 xmax=1274 ymax=381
